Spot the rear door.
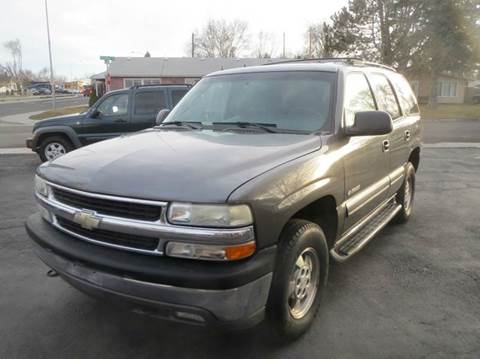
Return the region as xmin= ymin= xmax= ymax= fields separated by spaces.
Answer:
xmin=79 ymin=91 xmax=131 ymax=145
xmin=367 ymin=72 xmax=415 ymax=195
xmin=342 ymin=72 xmax=391 ymax=230
xmin=130 ymin=88 xmax=168 ymax=132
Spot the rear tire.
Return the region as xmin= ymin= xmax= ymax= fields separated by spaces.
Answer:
xmin=267 ymin=219 xmax=329 ymax=341
xmin=393 ymin=162 xmax=416 ymax=224
xmin=38 ymin=136 xmax=73 ymax=162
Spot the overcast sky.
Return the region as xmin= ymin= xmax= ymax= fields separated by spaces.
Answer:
xmin=1 ymin=0 xmax=347 ymax=80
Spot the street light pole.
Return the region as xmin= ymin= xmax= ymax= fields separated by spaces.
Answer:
xmin=44 ymin=0 xmax=56 ymax=109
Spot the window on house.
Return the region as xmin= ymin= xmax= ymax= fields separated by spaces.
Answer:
xmin=344 ymin=73 xmax=376 ymax=127
xmin=369 ymin=73 xmax=401 ymax=119
xmin=436 ymin=79 xmax=458 ymax=97
xmin=123 ymin=78 xmax=161 ymax=88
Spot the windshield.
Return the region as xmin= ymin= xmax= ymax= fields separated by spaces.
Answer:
xmin=165 ymin=71 xmax=335 ymax=132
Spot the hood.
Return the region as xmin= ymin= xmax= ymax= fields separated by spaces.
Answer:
xmin=33 ymin=113 xmax=86 ymax=131
xmin=37 ymin=129 xmax=321 ymax=202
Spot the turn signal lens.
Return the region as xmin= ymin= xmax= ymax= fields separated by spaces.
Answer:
xmin=225 ymin=241 xmax=256 ymax=261
xmin=165 ymin=241 xmax=256 ymax=261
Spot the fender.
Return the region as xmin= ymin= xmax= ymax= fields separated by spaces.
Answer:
xmin=31 ymin=126 xmax=82 ymax=150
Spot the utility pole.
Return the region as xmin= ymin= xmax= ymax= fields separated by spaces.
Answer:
xmin=191 ymin=33 xmax=195 ymax=58
xmin=44 ymin=0 xmax=56 ymax=109
xmin=308 ymin=29 xmax=312 ymax=58
xmin=282 ymin=32 xmax=286 ymax=58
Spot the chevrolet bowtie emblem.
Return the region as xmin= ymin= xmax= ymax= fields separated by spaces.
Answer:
xmin=73 ymin=209 xmax=101 ymax=230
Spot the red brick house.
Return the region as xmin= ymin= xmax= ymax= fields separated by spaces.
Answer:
xmin=105 ymin=57 xmax=274 ymax=92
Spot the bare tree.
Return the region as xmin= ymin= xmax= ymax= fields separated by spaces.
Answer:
xmin=3 ymin=39 xmax=24 ymax=92
xmin=253 ymin=31 xmax=276 ymax=58
xmin=304 ymin=23 xmax=330 ymax=58
xmin=194 ymin=19 xmax=249 ymax=57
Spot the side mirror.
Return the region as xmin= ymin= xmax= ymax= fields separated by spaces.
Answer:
xmin=345 ymin=111 xmax=393 ymax=136
xmin=155 ymin=109 xmax=170 ymax=125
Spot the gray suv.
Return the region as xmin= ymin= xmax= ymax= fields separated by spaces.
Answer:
xmin=26 ymin=59 xmax=421 ymax=340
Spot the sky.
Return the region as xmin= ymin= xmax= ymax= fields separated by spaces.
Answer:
xmin=0 ymin=0 xmax=347 ymax=80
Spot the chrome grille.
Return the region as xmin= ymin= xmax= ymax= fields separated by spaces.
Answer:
xmin=52 ymin=187 xmax=162 ymax=221
xmin=56 ymin=216 xmax=159 ymax=250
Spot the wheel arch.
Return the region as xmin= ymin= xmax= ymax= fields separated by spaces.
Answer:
xmin=33 ymin=126 xmax=82 ymax=150
xmin=409 ymin=147 xmax=421 ymax=171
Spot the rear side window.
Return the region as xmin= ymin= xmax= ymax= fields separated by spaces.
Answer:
xmin=390 ymin=74 xmax=420 ymax=115
xmin=172 ymin=89 xmax=188 ymax=106
xmin=344 ymin=73 xmax=376 ymax=126
xmin=369 ymin=73 xmax=401 ymax=119
xmin=134 ymin=91 xmax=166 ymax=115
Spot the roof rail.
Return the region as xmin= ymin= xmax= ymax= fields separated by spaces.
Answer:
xmin=130 ymin=83 xmax=192 ymax=89
xmin=263 ymin=57 xmax=396 ymax=72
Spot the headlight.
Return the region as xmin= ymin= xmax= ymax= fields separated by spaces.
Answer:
xmin=34 ymin=175 xmax=49 ymax=197
xmin=168 ymin=203 xmax=253 ymax=227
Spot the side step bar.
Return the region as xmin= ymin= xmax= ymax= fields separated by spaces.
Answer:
xmin=331 ymin=199 xmax=402 ymax=262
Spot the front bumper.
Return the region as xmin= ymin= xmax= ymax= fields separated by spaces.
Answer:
xmin=26 ymin=138 xmax=33 ymax=149
xmin=26 ymin=213 xmax=276 ymax=327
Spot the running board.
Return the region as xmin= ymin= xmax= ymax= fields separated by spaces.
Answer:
xmin=331 ymin=200 xmax=402 ymax=262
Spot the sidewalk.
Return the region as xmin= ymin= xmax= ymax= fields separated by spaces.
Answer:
xmin=0 ymin=111 xmax=39 ymax=126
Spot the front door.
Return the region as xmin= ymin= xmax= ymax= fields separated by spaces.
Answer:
xmin=342 ymin=72 xmax=391 ymax=230
xmin=79 ymin=92 xmax=131 ymax=145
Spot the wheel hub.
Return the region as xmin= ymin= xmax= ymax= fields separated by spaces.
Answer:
xmin=45 ymin=142 xmax=66 ymax=160
xmin=288 ymin=247 xmax=320 ymax=319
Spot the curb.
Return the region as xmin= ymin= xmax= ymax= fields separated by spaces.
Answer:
xmin=423 ymin=142 xmax=480 ymax=149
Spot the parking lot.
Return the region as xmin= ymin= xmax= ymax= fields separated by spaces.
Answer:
xmin=0 ymin=147 xmax=479 ymax=358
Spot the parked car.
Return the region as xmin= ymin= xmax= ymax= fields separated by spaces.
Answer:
xmin=32 ymin=87 xmax=52 ymax=95
xmin=26 ymin=59 xmax=421 ymax=340
xmin=26 ymin=84 xmax=190 ymax=161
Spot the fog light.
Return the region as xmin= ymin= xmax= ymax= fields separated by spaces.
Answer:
xmin=165 ymin=241 xmax=256 ymax=261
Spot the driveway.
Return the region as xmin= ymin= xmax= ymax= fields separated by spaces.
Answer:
xmin=0 ymin=148 xmax=479 ymax=358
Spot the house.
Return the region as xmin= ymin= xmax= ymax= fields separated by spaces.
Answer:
xmin=408 ymin=74 xmax=468 ymax=104
xmin=105 ymin=57 xmax=275 ymax=91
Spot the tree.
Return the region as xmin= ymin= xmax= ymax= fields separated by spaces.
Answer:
xmin=144 ymin=51 xmax=151 ymax=57
xmin=253 ymin=31 xmax=276 ymax=58
xmin=304 ymin=23 xmax=331 ymax=58
xmin=322 ymin=0 xmax=480 ymax=104
xmin=3 ymin=39 xmax=24 ymax=92
xmin=193 ymin=19 xmax=249 ymax=57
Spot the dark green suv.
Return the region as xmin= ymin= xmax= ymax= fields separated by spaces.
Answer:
xmin=26 ymin=85 xmax=189 ymax=161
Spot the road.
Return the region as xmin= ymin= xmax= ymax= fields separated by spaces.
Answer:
xmin=0 ymin=96 xmax=87 ymax=117
xmin=0 ymin=96 xmax=88 ymax=148
xmin=0 ymin=148 xmax=479 ymax=358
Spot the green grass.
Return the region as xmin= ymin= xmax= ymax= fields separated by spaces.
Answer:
xmin=30 ymin=105 xmax=88 ymax=120
xmin=419 ymin=104 xmax=480 ymax=120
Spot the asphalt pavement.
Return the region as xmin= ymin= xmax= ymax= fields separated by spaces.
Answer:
xmin=0 ymin=148 xmax=479 ymax=358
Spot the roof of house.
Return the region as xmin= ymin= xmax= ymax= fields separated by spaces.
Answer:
xmin=107 ymin=57 xmax=276 ymax=78
xmin=90 ymin=71 xmax=106 ymax=80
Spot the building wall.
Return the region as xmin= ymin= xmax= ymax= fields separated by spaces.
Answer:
xmin=409 ymin=75 xmax=466 ymax=104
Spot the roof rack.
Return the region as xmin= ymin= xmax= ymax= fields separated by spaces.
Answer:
xmin=263 ymin=57 xmax=396 ymax=72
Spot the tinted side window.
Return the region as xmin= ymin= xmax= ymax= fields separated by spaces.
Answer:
xmin=390 ymin=74 xmax=420 ymax=115
xmin=172 ymin=90 xmax=188 ymax=106
xmin=344 ymin=73 xmax=376 ymax=126
xmin=97 ymin=93 xmax=129 ymax=116
xmin=134 ymin=91 xmax=166 ymax=115
xmin=369 ymin=74 xmax=401 ymax=119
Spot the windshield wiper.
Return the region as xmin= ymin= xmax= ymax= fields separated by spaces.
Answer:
xmin=212 ymin=121 xmax=278 ymax=133
xmin=158 ymin=121 xmax=203 ymax=130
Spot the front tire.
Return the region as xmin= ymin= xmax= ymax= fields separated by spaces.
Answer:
xmin=267 ymin=219 xmax=329 ymax=341
xmin=393 ymin=162 xmax=416 ymax=224
xmin=38 ymin=136 xmax=73 ymax=162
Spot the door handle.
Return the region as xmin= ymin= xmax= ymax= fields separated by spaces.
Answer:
xmin=114 ymin=119 xmax=127 ymax=124
xmin=382 ymin=140 xmax=390 ymax=152
xmin=404 ymin=130 xmax=411 ymax=141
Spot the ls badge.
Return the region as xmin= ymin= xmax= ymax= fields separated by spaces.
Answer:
xmin=73 ymin=209 xmax=101 ymax=230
